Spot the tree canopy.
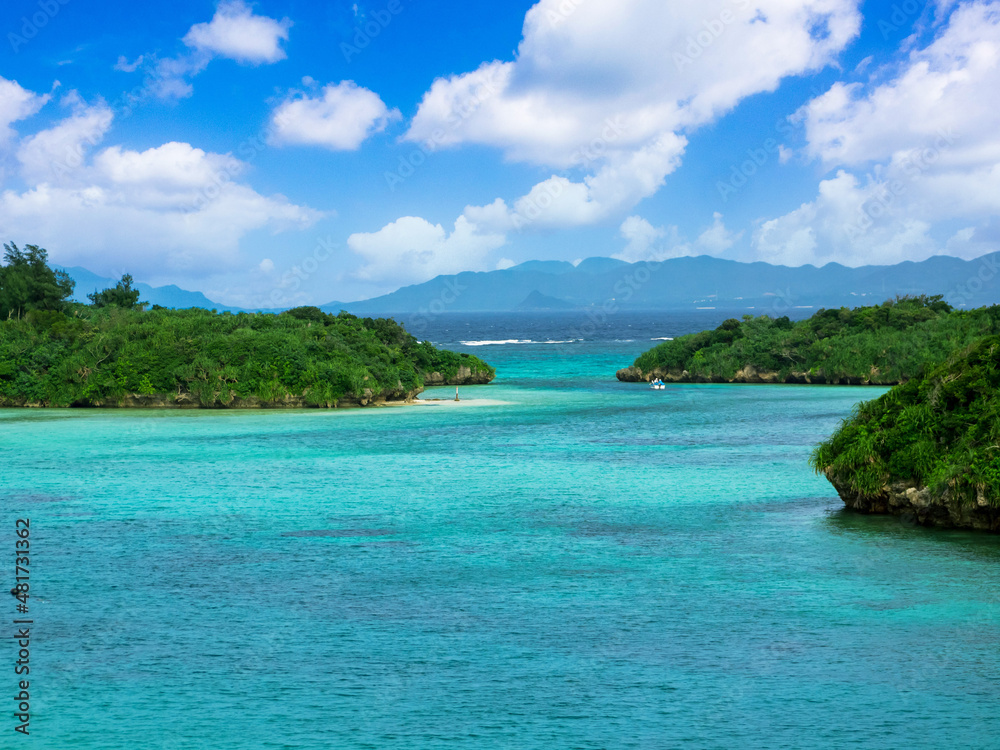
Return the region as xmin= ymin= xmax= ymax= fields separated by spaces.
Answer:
xmin=625 ymin=296 xmax=1000 ymax=385
xmin=812 ymin=335 xmax=1000 ymax=507
xmin=0 ymin=242 xmax=75 ymax=320
xmin=88 ymin=274 xmax=147 ymax=310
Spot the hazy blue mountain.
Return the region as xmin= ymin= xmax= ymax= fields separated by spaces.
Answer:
xmin=323 ymin=253 xmax=1000 ymax=315
xmin=515 ymin=290 xmax=577 ymax=311
xmin=59 ymin=251 xmax=1000 ymax=316
xmin=60 ymin=266 xmax=237 ymax=311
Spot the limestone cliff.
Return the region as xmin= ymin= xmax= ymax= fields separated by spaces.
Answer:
xmin=825 ymin=471 xmax=1000 ymax=532
xmin=423 ymin=365 xmax=495 ymax=386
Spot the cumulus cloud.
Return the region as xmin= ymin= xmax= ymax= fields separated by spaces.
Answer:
xmin=183 ymin=0 xmax=292 ymax=64
xmin=406 ymin=0 xmax=861 ymax=168
xmin=0 ymin=101 xmax=320 ymax=276
xmin=753 ymin=171 xmax=937 ymax=266
xmin=401 ymin=0 xmax=860 ymax=231
xmin=16 ymin=93 xmax=113 ymax=185
xmin=346 ymin=216 xmax=506 ymax=286
xmin=350 ymin=0 xmax=860 ymax=286
xmin=800 ymin=3 xmax=1000 ymax=168
xmin=123 ymin=1 xmax=292 ymax=101
xmin=615 ymin=212 xmax=741 ymax=263
xmin=270 ymin=81 xmax=400 ymax=151
xmin=0 ymin=77 xmax=50 ymax=146
xmin=617 ymin=216 xmax=665 ymax=261
xmin=757 ymin=1 xmax=1000 ymax=266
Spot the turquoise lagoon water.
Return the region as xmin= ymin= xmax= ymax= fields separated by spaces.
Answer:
xmin=2 ymin=313 xmax=999 ymax=749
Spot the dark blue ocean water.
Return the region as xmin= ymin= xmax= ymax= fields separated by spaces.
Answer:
xmin=2 ymin=312 xmax=999 ymax=749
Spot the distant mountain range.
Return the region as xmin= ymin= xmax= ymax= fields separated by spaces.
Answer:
xmin=60 ymin=266 xmax=232 ymax=311
xmin=60 ymin=251 xmax=1000 ymax=317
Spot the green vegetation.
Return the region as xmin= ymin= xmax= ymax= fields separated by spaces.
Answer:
xmin=0 ymin=242 xmax=75 ymax=320
xmin=88 ymin=274 xmax=147 ymax=310
xmin=812 ymin=336 xmax=1000 ymax=508
xmin=0 ymin=244 xmax=493 ymax=408
xmin=627 ymin=296 xmax=1000 ymax=384
xmin=0 ymin=305 xmax=494 ymax=407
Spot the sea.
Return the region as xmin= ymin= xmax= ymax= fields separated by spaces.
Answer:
xmin=2 ymin=311 xmax=999 ymax=749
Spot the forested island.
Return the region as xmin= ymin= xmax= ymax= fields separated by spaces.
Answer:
xmin=0 ymin=243 xmax=494 ymax=408
xmin=812 ymin=336 xmax=1000 ymax=531
xmin=617 ymin=296 xmax=1000 ymax=385
xmin=617 ymin=296 xmax=1000 ymax=531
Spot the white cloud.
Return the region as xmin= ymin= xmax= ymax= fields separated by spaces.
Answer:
xmin=800 ymin=3 xmax=1000 ymax=168
xmin=183 ymin=0 xmax=292 ymax=64
xmin=1 ymin=104 xmax=320 ymax=276
xmin=756 ymin=1 xmax=1000 ymax=267
xmin=351 ymin=1 xmax=861 ymax=285
xmin=346 ymin=216 xmax=506 ymax=285
xmin=0 ymin=77 xmax=50 ymax=145
xmin=17 ymin=93 xmax=113 ymax=185
xmin=614 ymin=212 xmax=741 ymax=263
xmin=406 ymin=0 xmax=861 ymax=168
xmin=270 ymin=81 xmax=400 ymax=151
xmin=617 ymin=215 xmax=665 ymax=261
xmin=697 ymin=212 xmax=741 ymax=254
xmin=499 ymin=133 xmax=689 ymax=229
xmin=753 ymin=171 xmax=937 ymax=266
xmin=123 ymin=1 xmax=291 ymax=102
xmin=94 ymin=141 xmax=242 ymax=189
xmin=0 ymin=181 xmax=318 ymax=275
xmin=114 ymin=55 xmax=144 ymax=73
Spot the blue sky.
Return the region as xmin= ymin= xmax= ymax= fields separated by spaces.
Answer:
xmin=2 ymin=0 xmax=999 ymax=306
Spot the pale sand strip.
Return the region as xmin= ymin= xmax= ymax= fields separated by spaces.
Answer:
xmin=385 ymin=397 xmax=513 ymax=408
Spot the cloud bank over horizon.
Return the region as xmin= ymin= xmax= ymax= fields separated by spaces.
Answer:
xmin=1 ymin=0 xmax=999 ymax=304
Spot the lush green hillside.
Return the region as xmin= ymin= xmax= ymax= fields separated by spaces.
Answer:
xmin=0 ymin=306 xmax=494 ymax=408
xmin=812 ymin=336 xmax=1000 ymax=528
xmin=618 ymin=297 xmax=1000 ymax=385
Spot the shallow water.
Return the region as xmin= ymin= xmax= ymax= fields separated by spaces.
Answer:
xmin=2 ymin=312 xmax=999 ymax=749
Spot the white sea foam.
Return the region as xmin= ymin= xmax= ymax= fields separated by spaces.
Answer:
xmin=650 ymin=337 xmax=674 ymax=341
xmin=460 ymin=339 xmax=581 ymax=346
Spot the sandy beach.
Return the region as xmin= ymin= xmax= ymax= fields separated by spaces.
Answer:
xmin=387 ymin=396 xmax=513 ymax=408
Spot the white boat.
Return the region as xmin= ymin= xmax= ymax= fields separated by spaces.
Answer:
xmin=650 ymin=379 xmax=666 ymax=390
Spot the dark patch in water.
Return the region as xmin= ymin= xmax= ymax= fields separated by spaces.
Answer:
xmin=738 ymin=497 xmax=839 ymax=514
xmin=325 ymin=514 xmax=384 ymax=523
xmin=281 ymin=529 xmax=397 ymax=538
xmin=3 ymin=493 xmax=72 ymax=504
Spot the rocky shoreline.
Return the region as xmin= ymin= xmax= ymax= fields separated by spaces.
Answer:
xmin=616 ymin=364 xmax=899 ymax=386
xmin=423 ymin=365 xmax=494 ymax=386
xmin=826 ymin=471 xmax=1000 ymax=532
